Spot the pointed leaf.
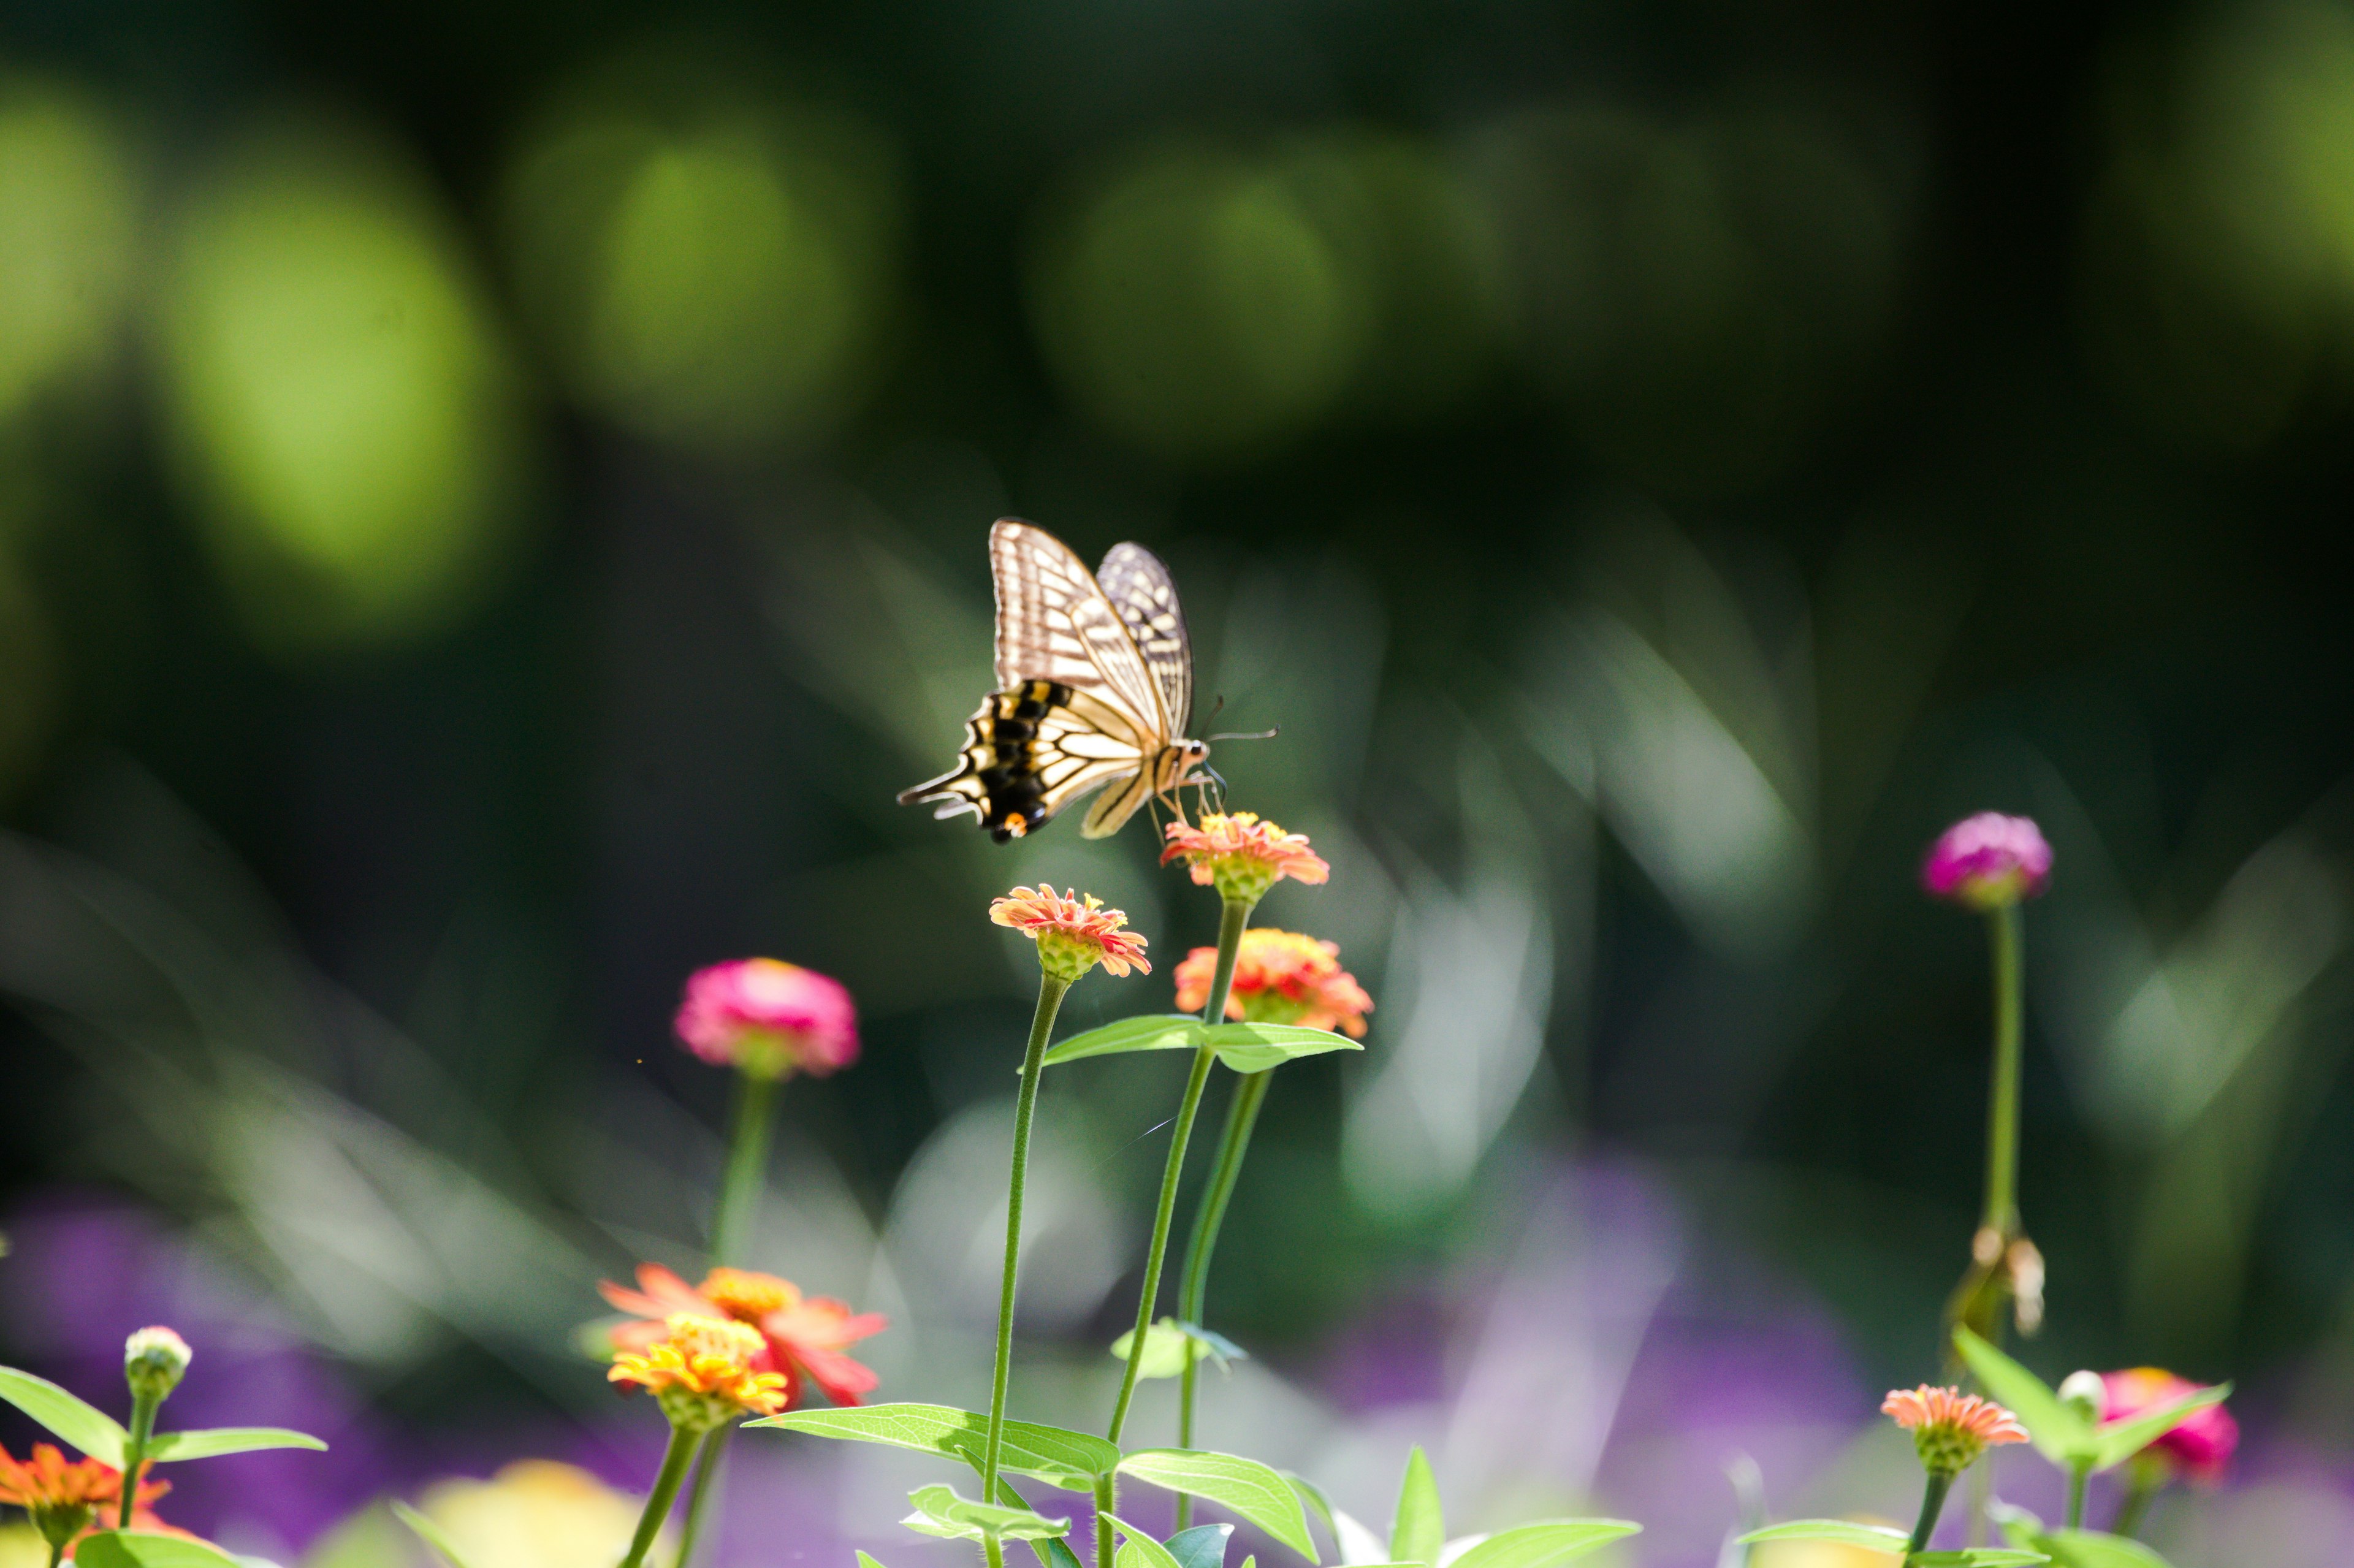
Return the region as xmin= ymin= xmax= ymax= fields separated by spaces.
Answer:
xmin=1283 ymin=1474 xmax=1339 ymax=1553
xmin=2088 ymin=1385 xmax=2231 ymax=1472
xmin=147 ymin=1427 xmax=328 ymax=1463
xmin=1736 ymin=1521 xmax=1909 ymax=1551
xmin=1112 ymin=1320 xmax=1249 ymax=1379
xmin=1105 ymin=1517 xmax=1183 ymax=1568
xmin=1040 ymin=1016 xmax=1203 ymax=1068
xmin=1912 ymin=1554 xmax=2049 ymax=1567
xmin=1444 ymin=1521 xmax=1642 ymax=1568
xmin=1200 ymin=1024 xmax=1363 ymax=1073
xmin=1390 ymin=1448 xmax=1443 ymax=1568
xmin=1952 ymin=1328 xmax=2091 ymax=1464
xmin=903 ymin=1483 xmax=1070 ymax=1543
xmin=751 ymin=1402 xmax=1119 ymax=1489
xmin=0 ymin=1366 xmax=128 ymax=1466
xmin=1119 ymin=1450 xmax=1319 ymax=1562
xmin=391 ymin=1503 xmax=479 ymax=1568
xmin=1167 ymin=1525 xmax=1233 ymax=1568
xmin=2038 ymin=1529 xmax=2173 ymax=1568
xmin=72 ymin=1536 xmax=247 ymax=1568
xmin=992 ymin=1478 xmax=1087 ymax=1568
xmin=857 ymin=1554 xmax=891 ymax=1568
xmin=1328 ymin=1511 xmax=1390 ymax=1568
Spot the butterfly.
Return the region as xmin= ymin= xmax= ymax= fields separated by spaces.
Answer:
xmin=900 ymin=519 xmax=1213 ymax=842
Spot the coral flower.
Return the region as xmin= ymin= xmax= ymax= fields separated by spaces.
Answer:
xmin=0 ymin=1444 xmax=168 ymax=1550
xmin=609 ymin=1312 xmax=793 ymax=1429
xmin=675 ymin=959 xmax=859 ymax=1079
xmin=1882 ymin=1385 xmax=2030 ymax=1475
xmin=989 ymin=886 xmax=1150 ymax=983
xmin=1174 ymin=929 xmax=1373 ymax=1036
xmin=601 ymin=1263 xmax=885 ymax=1409
xmin=1921 ymin=813 xmax=2053 ymax=911
xmin=1161 ymin=813 xmax=1330 ymax=906
xmin=2100 ymin=1368 xmax=2238 ymax=1483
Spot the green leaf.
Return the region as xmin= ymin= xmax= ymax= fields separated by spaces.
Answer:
xmin=2088 ymin=1385 xmax=2231 ymax=1472
xmin=1198 ymin=1024 xmax=1363 ymax=1073
xmin=1039 ymin=1016 xmax=1203 ymax=1068
xmin=1284 ymin=1472 xmax=1339 ymax=1551
xmin=1111 ymin=1319 xmax=1250 ymax=1379
xmin=2036 ymin=1529 xmax=2173 ymax=1568
xmin=1735 ymin=1520 xmax=1909 ymax=1551
xmin=1119 ymin=1450 xmax=1319 ymax=1562
xmin=902 ymin=1484 xmax=1070 ymax=1543
xmin=1105 ymin=1517 xmax=1184 ymax=1568
xmin=750 ymin=1402 xmax=1121 ymax=1490
xmin=1167 ymin=1525 xmax=1233 ymax=1568
xmin=0 ymin=1366 xmax=128 ymax=1466
xmin=992 ymin=1477 xmax=1084 ymax=1568
xmin=1911 ymin=1553 xmax=2049 ymax=1566
xmin=72 ymin=1535 xmax=247 ymax=1568
xmin=1444 ymin=1521 xmax=1642 ymax=1568
xmin=1389 ymin=1447 xmax=1443 ymax=1568
xmin=390 ymin=1502 xmax=479 ymax=1568
xmin=857 ymin=1554 xmax=890 ymax=1568
xmin=1952 ymin=1328 xmax=2090 ymax=1464
xmin=147 ymin=1428 xmax=329 ymax=1463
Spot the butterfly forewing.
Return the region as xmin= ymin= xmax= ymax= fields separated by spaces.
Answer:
xmin=1096 ymin=542 xmax=1193 ymax=739
xmin=989 ymin=522 xmax=1168 ymax=738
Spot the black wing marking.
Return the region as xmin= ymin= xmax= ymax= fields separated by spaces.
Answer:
xmin=898 ymin=680 xmax=1148 ymax=843
xmin=1096 ymin=541 xmax=1193 ymax=739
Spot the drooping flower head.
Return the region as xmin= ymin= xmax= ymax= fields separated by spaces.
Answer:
xmin=674 ymin=959 xmax=859 ymax=1080
xmin=2100 ymin=1368 xmax=2238 ymax=1483
xmin=0 ymin=1445 xmax=165 ymax=1550
xmin=989 ymin=886 xmax=1150 ymax=984
xmin=123 ymin=1325 xmax=192 ymax=1403
xmin=1922 ymin=813 xmax=2053 ymax=911
xmin=609 ymin=1312 xmax=793 ymax=1431
xmin=1161 ymin=812 xmax=1330 ymax=906
xmin=1882 ymin=1385 xmax=2030 ymax=1476
xmin=601 ymin=1263 xmax=885 ymax=1409
xmin=1174 ymin=929 xmax=1373 ymax=1036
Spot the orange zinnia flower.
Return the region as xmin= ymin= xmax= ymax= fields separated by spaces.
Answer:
xmin=609 ymin=1312 xmax=793 ymax=1429
xmin=1174 ymin=929 xmax=1372 ymax=1036
xmin=0 ymin=1444 xmax=169 ymax=1550
xmin=1883 ymin=1385 xmax=2030 ymax=1475
xmin=989 ymin=886 xmax=1151 ymax=982
xmin=601 ymin=1263 xmax=885 ymax=1409
xmin=1161 ymin=813 xmax=1330 ymax=905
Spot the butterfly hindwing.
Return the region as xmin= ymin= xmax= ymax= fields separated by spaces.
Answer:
xmin=1096 ymin=542 xmax=1193 ymax=739
xmin=896 ymin=680 xmax=1148 ymax=843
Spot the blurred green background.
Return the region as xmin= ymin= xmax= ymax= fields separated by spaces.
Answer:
xmin=1 ymin=0 xmax=2353 ymax=1561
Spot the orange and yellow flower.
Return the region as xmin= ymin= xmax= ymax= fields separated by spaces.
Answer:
xmin=1175 ymin=929 xmax=1372 ymax=1036
xmin=1161 ymin=813 xmax=1330 ymax=906
xmin=1882 ymin=1385 xmax=2029 ymax=1475
xmin=989 ymin=886 xmax=1151 ymax=983
xmin=609 ymin=1312 xmax=793 ymax=1429
xmin=601 ymin=1263 xmax=885 ymax=1409
xmin=0 ymin=1444 xmax=169 ymax=1550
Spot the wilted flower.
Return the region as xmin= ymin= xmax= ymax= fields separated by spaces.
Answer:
xmin=2100 ymin=1368 xmax=2238 ymax=1483
xmin=609 ymin=1313 xmax=792 ymax=1430
xmin=1882 ymin=1385 xmax=2029 ymax=1475
xmin=1161 ymin=812 xmax=1330 ymax=905
xmin=1174 ymin=929 xmax=1372 ymax=1036
xmin=0 ymin=1445 xmax=167 ymax=1550
xmin=123 ymin=1326 xmax=192 ymax=1403
xmin=601 ymin=1263 xmax=885 ymax=1408
xmin=1921 ymin=813 xmax=2053 ymax=910
xmin=989 ymin=886 xmax=1150 ymax=983
xmin=674 ymin=959 xmax=859 ymax=1079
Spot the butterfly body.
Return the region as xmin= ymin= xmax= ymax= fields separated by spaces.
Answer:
xmin=900 ymin=520 xmax=1210 ymax=841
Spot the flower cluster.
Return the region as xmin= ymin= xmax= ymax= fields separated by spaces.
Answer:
xmin=1882 ymin=1385 xmax=2030 ymax=1476
xmin=1162 ymin=812 xmax=1330 ymax=906
xmin=1175 ymin=928 xmax=1372 ymax=1036
xmin=990 ymin=886 xmax=1151 ymax=982
xmin=676 ymin=959 xmax=860 ymax=1079
xmin=2101 ymin=1368 xmax=2239 ymax=1482
xmin=603 ymin=1263 xmax=885 ymax=1409
xmin=609 ymin=1312 xmax=794 ymax=1430
xmin=1922 ymin=812 xmax=2053 ymax=911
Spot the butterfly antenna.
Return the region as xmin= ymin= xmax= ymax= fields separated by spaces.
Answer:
xmin=1207 ymin=726 xmax=1279 ymax=742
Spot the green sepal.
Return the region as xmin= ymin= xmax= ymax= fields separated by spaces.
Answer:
xmin=148 ymin=1428 xmax=329 ymax=1462
xmin=901 ymin=1484 xmax=1070 ymax=1543
xmin=0 ymin=1366 xmax=129 ymax=1466
xmin=1038 ymin=1018 xmax=1361 ymax=1074
xmin=1390 ymin=1447 xmax=1443 ymax=1568
xmin=1110 ymin=1319 xmax=1249 ymax=1379
xmin=1118 ymin=1449 xmax=1319 ymax=1561
xmin=1445 ymin=1521 xmax=1643 ymax=1568
xmin=71 ymin=1534 xmax=247 ymax=1568
xmin=390 ymin=1502 xmax=479 ymax=1568
xmin=1736 ymin=1520 xmax=1910 ymax=1550
xmin=750 ymin=1402 xmax=1121 ymax=1490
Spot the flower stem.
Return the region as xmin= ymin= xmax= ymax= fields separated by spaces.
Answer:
xmin=2114 ymin=1471 xmax=2162 ymax=1539
xmin=46 ymin=1542 xmax=61 ymax=1568
xmin=1906 ymin=1470 xmax=1954 ymax=1556
xmin=982 ymin=972 xmax=1072 ymax=1504
xmin=710 ymin=1071 xmax=780 ymax=1266
xmin=1170 ymin=1066 xmax=1272 ymax=1531
xmin=1981 ymin=902 xmax=2024 ymax=1238
xmin=116 ymin=1391 xmax=159 ymax=1528
xmin=1093 ymin=1476 xmax=1116 ymax=1568
xmin=2065 ymin=1458 xmax=2090 ymax=1531
xmin=621 ymin=1423 xmax=703 ymax=1568
xmin=674 ymin=1426 xmax=731 ymax=1568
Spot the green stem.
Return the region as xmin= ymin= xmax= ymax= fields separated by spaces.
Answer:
xmin=116 ymin=1392 xmax=158 ymax=1528
xmin=1981 ymin=902 xmax=2024 ymax=1238
xmin=621 ymin=1423 xmax=703 ymax=1568
xmin=46 ymin=1542 xmax=61 ymax=1568
xmin=674 ymin=1425 xmax=731 ymax=1568
xmin=2113 ymin=1471 xmax=2162 ymax=1539
xmin=1171 ymin=1067 xmax=1272 ymax=1531
xmin=710 ymin=1071 xmax=780 ymax=1266
xmin=984 ymin=1536 xmax=1006 ymax=1568
xmin=1094 ymin=1475 xmax=1116 ymax=1568
xmin=982 ymin=973 xmax=1072 ymax=1502
xmin=2066 ymin=1460 xmax=2090 ymax=1531
xmin=1906 ymin=1470 xmax=1953 ymax=1557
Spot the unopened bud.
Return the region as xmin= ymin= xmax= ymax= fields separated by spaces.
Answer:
xmin=2057 ymin=1370 xmax=2105 ymax=1423
xmin=124 ymin=1325 xmax=191 ymax=1402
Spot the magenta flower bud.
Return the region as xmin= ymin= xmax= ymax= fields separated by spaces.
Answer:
xmin=1922 ymin=812 xmax=2053 ymax=910
xmin=2101 ymin=1368 xmax=2239 ymax=1483
xmin=674 ymin=959 xmax=859 ymax=1080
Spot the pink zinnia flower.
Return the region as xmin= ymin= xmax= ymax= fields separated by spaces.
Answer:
xmin=1922 ymin=812 xmax=2053 ymax=910
xmin=1173 ymin=929 xmax=1373 ymax=1037
xmin=989 ymin=886 xmax=1151 ymax=982
xmin=2100 ymin=1368 xmax=2238 ymax=1483
xmin=1883 ymin=1385 xmax=2030 ymax=1475
xmin=674 ymin=959 xmax=859 ymax=1079
xmin=1161 ymin=812 xmax=1330 ymax=905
